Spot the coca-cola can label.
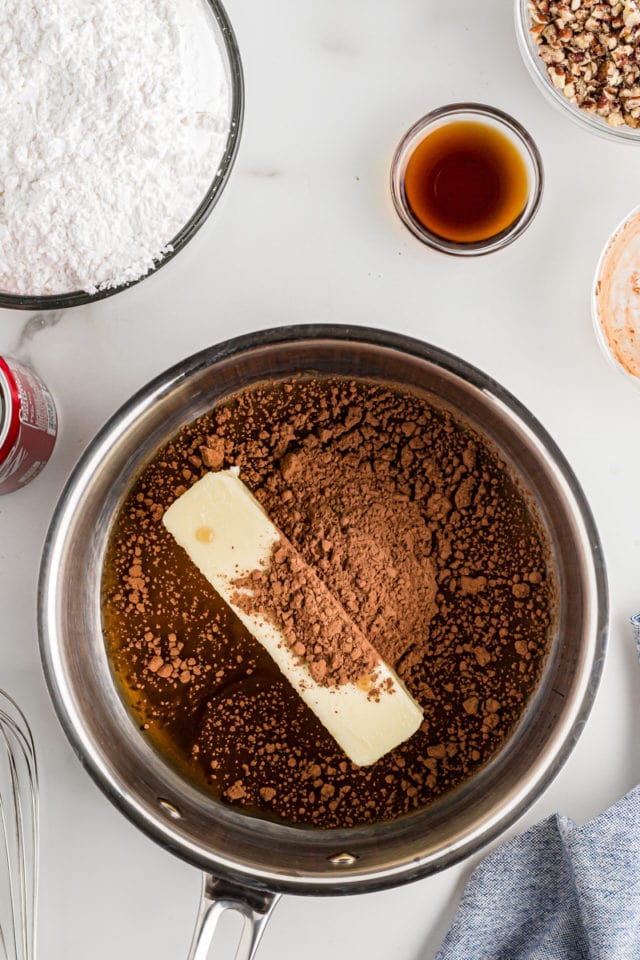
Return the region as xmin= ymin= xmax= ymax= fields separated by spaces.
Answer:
xmin=0 ymin=357 xmax=58 ymax=495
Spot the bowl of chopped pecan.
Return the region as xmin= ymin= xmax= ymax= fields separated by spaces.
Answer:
xmin=516 ymin=0 xmax=640 ymax=142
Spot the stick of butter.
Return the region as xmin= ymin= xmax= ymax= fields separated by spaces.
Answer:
xmin=163 ymin=470 xmax=423 ymax=766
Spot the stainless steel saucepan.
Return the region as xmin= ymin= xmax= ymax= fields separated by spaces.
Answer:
xmin=38 ymin=325 xmax=608 ymax=958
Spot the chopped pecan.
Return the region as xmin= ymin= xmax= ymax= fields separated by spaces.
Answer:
xmin=529 ymin=0 xmax=640 ymax=129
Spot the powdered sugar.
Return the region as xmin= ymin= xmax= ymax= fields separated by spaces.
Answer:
xmin=0 ymin=0 xmax=230 ymax=296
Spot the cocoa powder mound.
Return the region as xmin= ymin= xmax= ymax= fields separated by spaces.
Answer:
xmin=264 ymin=446 xmax=440 ymax=670
xmin=102 ymin=376 xmax=555 ymax=828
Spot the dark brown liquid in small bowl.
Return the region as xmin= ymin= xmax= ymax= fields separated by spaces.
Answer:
xmin=403 ymin=121 xmax=529 ymax=244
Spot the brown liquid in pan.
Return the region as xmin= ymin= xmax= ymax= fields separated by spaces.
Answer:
xmin=102 ymin=376 xmax=554 ymax=828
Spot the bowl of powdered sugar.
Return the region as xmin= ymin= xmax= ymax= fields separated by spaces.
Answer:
xmin=0 ymin=0 xmax=243 ymax=309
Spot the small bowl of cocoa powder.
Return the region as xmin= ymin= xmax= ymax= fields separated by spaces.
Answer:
xmin=516 ymin=0 xmax=640 ymax=143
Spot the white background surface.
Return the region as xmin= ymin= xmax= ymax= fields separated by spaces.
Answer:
xmin=1 ymin=1 xmax=639 ymax=957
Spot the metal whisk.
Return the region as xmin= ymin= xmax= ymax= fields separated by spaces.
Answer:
xmin=0 ymin=693 xmax=38 ymax=960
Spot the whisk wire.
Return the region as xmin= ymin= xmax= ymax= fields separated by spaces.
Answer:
xmin=0 ymin=695 xmax=38 ymax=960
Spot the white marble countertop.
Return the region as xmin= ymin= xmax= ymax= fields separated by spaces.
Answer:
xmin=1 ymin=1 xmax=639 ymax=957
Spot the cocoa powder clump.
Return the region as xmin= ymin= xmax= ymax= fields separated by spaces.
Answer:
xmin=231 ymin=537 xmax=381 ymax=690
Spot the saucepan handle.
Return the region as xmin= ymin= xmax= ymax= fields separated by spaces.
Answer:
xmin=187 ymin=874 xmax=280 ymax=960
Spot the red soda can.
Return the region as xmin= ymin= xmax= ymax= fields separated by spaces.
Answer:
xmin=0 ymin=357 xmax=58 ymax=495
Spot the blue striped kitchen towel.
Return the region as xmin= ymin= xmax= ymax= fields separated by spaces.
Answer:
xmin=437 ymin=616 xmax=640 ymax=960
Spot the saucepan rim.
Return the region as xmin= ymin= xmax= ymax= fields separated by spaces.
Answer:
xmin=38 ymin=324 xmax=608 ymax=895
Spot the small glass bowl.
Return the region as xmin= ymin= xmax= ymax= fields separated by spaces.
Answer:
xmin=592 ymin=205 xmax=640 ymax=390
xmin=390 ymin=103 xmax=543 ymax=257
xmin=0 ymin=0 xmax=244 ymax=311
xmin=516 ymin=0 xmax=640 ymax=145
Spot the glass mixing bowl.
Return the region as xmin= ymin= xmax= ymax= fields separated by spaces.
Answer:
xmin=0 ymin=0 xmax=244 ymax=312
xmin=515 ymin=0 xmax=640 ymax=144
